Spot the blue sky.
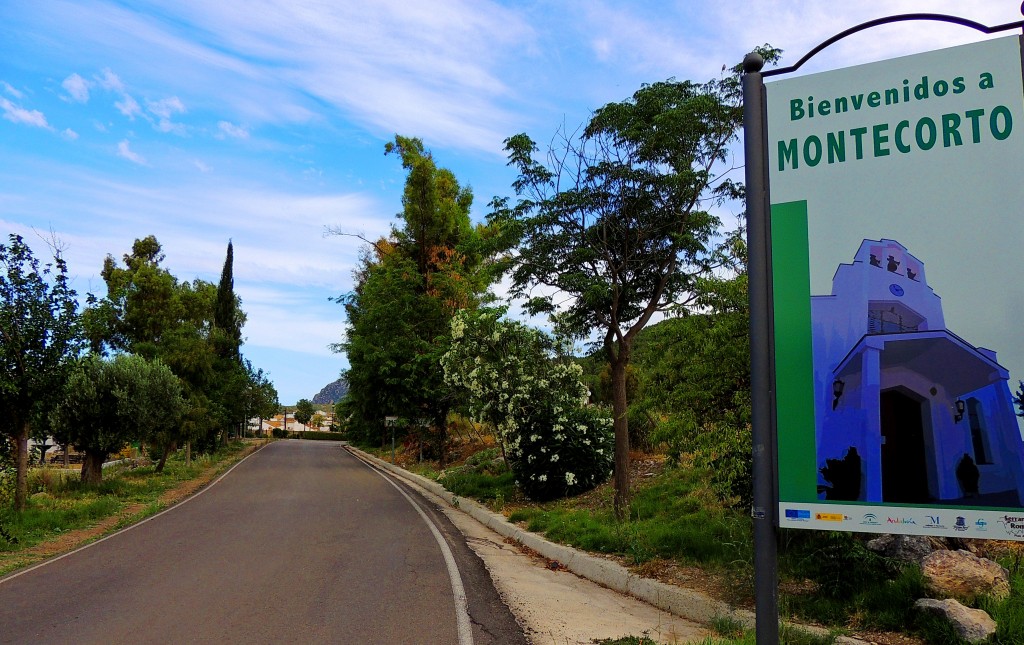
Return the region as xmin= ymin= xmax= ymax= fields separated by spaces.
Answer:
xmin=1 ymin=1 xmax=1019 ymax=404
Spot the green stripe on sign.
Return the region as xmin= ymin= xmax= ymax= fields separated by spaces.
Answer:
xmin=770 ymin=200 xmax=818 ymax=503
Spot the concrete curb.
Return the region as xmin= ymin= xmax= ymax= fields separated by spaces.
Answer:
xmin=345 ymin=446 xmax=758 ymax=630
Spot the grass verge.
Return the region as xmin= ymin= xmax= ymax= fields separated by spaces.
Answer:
xmin=508 ymin=465 xmax=749 ymax=569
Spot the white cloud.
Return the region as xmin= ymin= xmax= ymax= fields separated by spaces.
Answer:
xmin=147 ymin=96 xmax=185 ymax=119
xmin=217 ymin=120 xmax=249 ymax=139
xmin=156 ymin=119 xmax=187 ymax=135
xmin=61 ymin=73 xmax=91 ymax=102
xmin=115 ymin=93 xmax=142 ymax=120
xmin=241 ymin=299 xmax=344 ymax=357
xmin=62 ymin=128 xmax=79 ymax=140
xmin=95 ymin=68 xmax=124 ymax=92
xmin=27 ymin=0 xmax=535 ymax=153
xmin=0 ymin=97 xmax=51 ymax=129
xmin=145 ymin=97 xmax=188 ymax=134
xmin=192 ymin=159 xmax=211 ymax=172
xmin=116 ymin=139 xmax=146 ymax=165
xmin=1 ymin=81 xmax=23 ymax=99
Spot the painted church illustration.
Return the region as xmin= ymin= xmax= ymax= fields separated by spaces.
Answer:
xmin=813 ymin=239 xmax=1024 ymax=507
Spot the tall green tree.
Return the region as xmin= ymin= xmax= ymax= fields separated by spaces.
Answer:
xmin=84 ymin=235 xmax=179 ymax=355
xmin=334 ymin=135 xmax=493 ymax=459
xmin=214 ymin=240 xmax=242 ymax=361
xmin=338 ymin=244 xmax=424 ymax=443
xmin=384 ymin=135 xmax=474 ymax=279
xmin=51 ymin=354 xmax=184 ymax=484
xmin=211 ymin=240 xmax=248 ymax=442
xmin=85 ymin=237 xmax=243 ymax=449
xmin=490 ymin=50 xmax=777 ymax=518
xmin=0 ymin=234 xmax=81 ymax=510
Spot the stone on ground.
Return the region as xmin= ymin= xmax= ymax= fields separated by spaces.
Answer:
xmin=914 ymin=598 xmax=997 ymax=643
xmin=921 ymin=549 xmax=1010 ymax=601
xmin=865 ymin=534 xmax=937 ymax=564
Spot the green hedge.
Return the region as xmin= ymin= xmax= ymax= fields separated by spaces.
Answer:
xmin=290 ymin=431 xmax=346 ymax=441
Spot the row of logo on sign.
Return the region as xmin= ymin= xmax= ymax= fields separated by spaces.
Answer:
xmin=783 ymin=508 xmax=1024 ymax=538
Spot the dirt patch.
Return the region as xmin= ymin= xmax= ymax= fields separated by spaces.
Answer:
xmin=0 ymin=442 xmax=262 ymax=576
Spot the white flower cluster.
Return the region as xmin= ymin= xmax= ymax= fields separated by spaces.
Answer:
xmin=442 ymin=309 xmax=613 ymax=499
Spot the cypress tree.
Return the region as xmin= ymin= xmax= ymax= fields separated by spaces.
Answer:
xmin=214 ymin=240 xmax=241 ymax=361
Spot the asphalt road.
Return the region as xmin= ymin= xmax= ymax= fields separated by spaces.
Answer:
xmin=0 ymin=440 xmax=526 ymax=644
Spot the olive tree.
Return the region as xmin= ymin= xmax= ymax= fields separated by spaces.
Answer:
xmin=52 ymin=354 xmax=184 ymax=484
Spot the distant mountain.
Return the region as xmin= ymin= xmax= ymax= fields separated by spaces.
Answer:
xmin=312 ymin=378 xmax=349 ymax=405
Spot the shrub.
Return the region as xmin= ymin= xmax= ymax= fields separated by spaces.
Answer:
xmin=0 ymin=435 xmax=14 ymax=508
xmin=786 ymin=531 xmax=892 ymax=600
xmin=295 ymin=431 xmax=346 ymax=441
xmin=465 ymin=446 xmax=500 ymax=467
xmin=0 ymin=464 xmax=13 ymax=509
xmin=441 ymin=468 xmax=516 ymax=501
xmin=510 ymin=404 xmax=613 ymax=501
xmin=653 ymin=390 xmax=752 ymax=508
xmin=442 ymin=308 xmax=613 ymax=501
xmin=271 ymin=427 xmax=288 ymax=439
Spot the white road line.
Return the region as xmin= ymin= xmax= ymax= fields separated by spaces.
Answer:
xmin=0 ymin=442 xmax=268 ymax=587
xmin=360 ymin=458 xmax=475 ymax=645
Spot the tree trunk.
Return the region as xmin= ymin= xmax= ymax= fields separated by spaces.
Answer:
xmin=155 ymin=442 xmax=175 ymax=473
xmin=63 ymin=444 xmax=69 ymax=468
xmin=80 ymin=451 xmax=106 ymax=485
xmin=438 ymin=424 xmax=447 ymax=469
xmin=609 ymin=345 xmax=632 ymax=521
xmin=185 ymin=441 xmax=191 ymax=467
xmin=14 ymin=423 xmax=29 ymax=512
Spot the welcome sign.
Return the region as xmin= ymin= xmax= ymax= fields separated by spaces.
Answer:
xmin=766 ymin=35 xmax=1024 ymax=540
xmin=779 ymin=73 xmax=1012 ymax=170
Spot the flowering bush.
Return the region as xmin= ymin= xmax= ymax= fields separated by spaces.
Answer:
xmin=511 ymin=403 xmax=613 ymax=501
xmin=442 ymin=308 xmax=612 ymax=501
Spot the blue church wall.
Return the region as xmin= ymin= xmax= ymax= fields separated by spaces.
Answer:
xmin=811 ymin=239 xmax=1024 ymax=507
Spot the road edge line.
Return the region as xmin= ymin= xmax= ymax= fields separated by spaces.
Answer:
xmin=348 ymin=449 xmax=474 ymax=645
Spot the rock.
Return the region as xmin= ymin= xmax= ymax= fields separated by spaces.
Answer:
xmin=915 ymin=598 xmax=997 ymax=643
xmin=311 ymin=378 xmax=348 ymax=405
xmin=866 ymin=534 xmax=937 ymax=563
xmin=922 ymin=549 xmax=1010 ymax=601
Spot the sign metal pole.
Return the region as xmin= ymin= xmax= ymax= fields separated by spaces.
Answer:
xmin=743 ymin=52 xmax=779 ymax=645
